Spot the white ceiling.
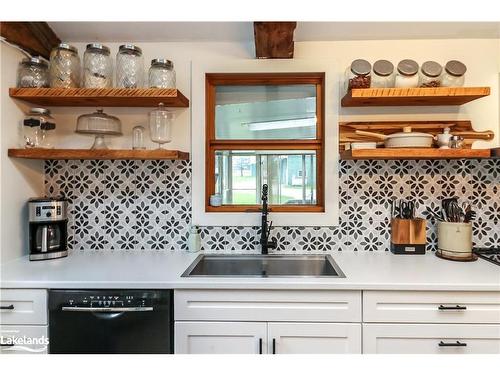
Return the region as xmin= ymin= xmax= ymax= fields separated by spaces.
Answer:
xmin=48 ymin=22 xmax=500 ymax=43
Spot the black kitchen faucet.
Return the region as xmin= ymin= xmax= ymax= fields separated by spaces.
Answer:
xmin=260 ymin=184 xmax=277 ymax=255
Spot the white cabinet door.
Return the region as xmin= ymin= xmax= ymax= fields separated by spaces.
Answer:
xmin=0 ymin=325 xmax=48 ymax=354
xmin=267 ymin=323 xmax=361 ymax=354
xmin=175 ymin=322 xmax=267 ymax=354
xmin=363 ymin=324 xmax=500 ymax=354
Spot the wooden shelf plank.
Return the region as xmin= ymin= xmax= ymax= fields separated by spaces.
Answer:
xmin=341 ymin=87 xmax=490 ymax=107
xmin=340 ymin=148 xmax=492 ymax=160
xmin=8 ymin=148 xmax=189 ymax=160
xmin=9 ymin=87 xmax=189 ymax=107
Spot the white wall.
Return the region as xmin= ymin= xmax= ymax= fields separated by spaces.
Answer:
xmin=0 ymin=43 xmax=45 ymax=263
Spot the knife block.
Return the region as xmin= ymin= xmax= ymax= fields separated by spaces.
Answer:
xmin=390 ymin=218 xmax=427 ymax=254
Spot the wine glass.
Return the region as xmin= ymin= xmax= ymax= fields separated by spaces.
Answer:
xmin=149 ymin=103 xmax=174 ymax=149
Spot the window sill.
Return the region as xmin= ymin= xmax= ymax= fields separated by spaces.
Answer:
xmin=205 ymin=205 xmax=325 ymax=213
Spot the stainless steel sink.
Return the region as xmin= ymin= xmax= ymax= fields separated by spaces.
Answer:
xmin=182 ymin=254 xmax=345 ymax=278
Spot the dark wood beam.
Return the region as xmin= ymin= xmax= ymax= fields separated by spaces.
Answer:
xmin=0 ymin=22 xmax=61 ymax=59
xmin=253 ymin=22 xmax=296 ymax=59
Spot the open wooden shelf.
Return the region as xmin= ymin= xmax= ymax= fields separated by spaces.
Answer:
xmin=341 ymin=87 xmax=490 ymax=107
xmin=9 ymin=87 xmax=189 ymax=107
xmin=8 ymin=148 xmax=189 ymax=160
xmin=340 ymin=148 xmax=492 ymax=160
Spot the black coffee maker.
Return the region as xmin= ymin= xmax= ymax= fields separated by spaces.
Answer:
xmin=28 ymin=197 xmax=68 ymax=261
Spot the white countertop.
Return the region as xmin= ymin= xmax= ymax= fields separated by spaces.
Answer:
xmin=1 ymin=250 xmax=499 ymax=291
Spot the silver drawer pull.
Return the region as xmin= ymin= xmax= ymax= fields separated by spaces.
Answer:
xmin=62 ymin=306 xmax=153 ymax=312
xmin=438 ymin=304 xmax=467 ymax=311
xmin=439 ymin=341 xmax=467 ymax=347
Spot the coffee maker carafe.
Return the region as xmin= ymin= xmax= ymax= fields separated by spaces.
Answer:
xmin=29 ymin=198 xmax=68 ymax=261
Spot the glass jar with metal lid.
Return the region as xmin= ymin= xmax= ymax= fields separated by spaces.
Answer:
xmin=116 ymin=44 xmax=144 ymax=88
xmin=148 ymin=59 xmax=176 ymax=88
xmin=17 ymin=56 xmax=49 ymax=88
xmin=419 ymin=61 xmax=443 ymax=87
xmin=371 ymin=60 xmax=395 ymax=88
xmin=23 ymin=108 xmax=55 ymax=148
xmin=49 ymin=43 xmax=81 ymax=88
xmin=83 ymin=43 xmax=113 ymax=88
xmin=345 ymin=59 xmax=371 ymax=90
xmin=395 ymin=59 xmax=419 ymax=88
xmin=441 ymin=60 xmax=467 ymax=87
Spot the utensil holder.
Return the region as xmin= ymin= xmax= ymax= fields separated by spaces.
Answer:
xmin=390 ymin=218 xmax=427 ymax=254
xmin=437 ymin=221 xmax=473 ymax=260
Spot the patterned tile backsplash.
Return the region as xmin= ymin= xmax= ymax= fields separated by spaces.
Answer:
xmin=44 ymin=158 xmax=499 ymax=252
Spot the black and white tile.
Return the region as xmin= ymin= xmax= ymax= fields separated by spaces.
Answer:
xmin=45 ymin=158 xmax=500 ymax=252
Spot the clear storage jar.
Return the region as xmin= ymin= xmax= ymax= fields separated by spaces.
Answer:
xmin=441 ymin=60 xmax=467 ymax=87
xmin=49 ymin=43 xmax=81 ymax=88
xmin=345 ymin=59 xmax=371 ymax=91
xmin=16 ymin=57 xmax=49 ymax=88
xmin=371 ymin=59 xmax=395 ymax=88
xmin=419 ymin=61 xmax=443 ymax=87
xmin=148 ymin=59 xmax=176 ymax=88
xmin=23 ymin=108 xmax=54 ymax=148
xmin=83 ymin=43 xmax=112 ymax=88
xmin=395 ymin=59 xmax=419 ymax=88
xmin=116 ymin=44 xmax=144 ymax=88
xmin=39 ymin=121 xmax=56 ymax=149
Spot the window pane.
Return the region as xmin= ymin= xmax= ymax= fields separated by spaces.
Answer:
xmin=215 ymin=150 xmax=317 ymax=205
xmin=215 ymin=85 xmax=317 ymax=140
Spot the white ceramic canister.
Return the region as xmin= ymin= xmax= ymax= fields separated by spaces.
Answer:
xmin=437 ymin=221 xmax=473 ymax=259
xmin=188 ymin=225 xmax=201 ymax=253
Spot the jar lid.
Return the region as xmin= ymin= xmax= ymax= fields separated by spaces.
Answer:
xmin=373 ymin=60 xmax=394 ymax=77
xmin=29 ymin=108 xmax=51 ymax=116
xmin=21 ymin=56 xmax=48 ymax=68
xmin=56 ymin=43 xmax=78 ymax=54
xmin=350 ymin=59 xmax=371 ymax=76
xmin=151 ymin=58 xmax=174 ymax=69
xmin=86 ymin=43 xmax=110 ymax=55
xmin=119 ymin=44 xmax=142 ymax=56
xmin=397 ymin=59 xmax=419 ymax=76
xmin=40 ymin=122 xmax=56 ymax=130
xmin=421 ymin=61 xmax=443 ymax=78
xmin=445 ymin=60 xmax=467 ymax=77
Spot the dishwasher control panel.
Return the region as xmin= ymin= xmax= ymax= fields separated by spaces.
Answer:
xmin=56 ymin=291 xmax=157 ymax=308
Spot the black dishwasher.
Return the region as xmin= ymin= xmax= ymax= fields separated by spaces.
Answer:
xmin=48 ymin=290 xmax=173 ymax=354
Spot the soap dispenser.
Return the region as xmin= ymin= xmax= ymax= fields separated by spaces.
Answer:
xmin=188 ymin=225 xmax=201 ymax=253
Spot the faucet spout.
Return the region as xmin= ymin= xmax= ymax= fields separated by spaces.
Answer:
xmin=260 ymin=184 xmax=277 ymax=255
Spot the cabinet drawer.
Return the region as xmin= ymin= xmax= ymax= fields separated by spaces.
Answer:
xmin=0 ymin=325 xmax=48 ymax=354
xmin=0 ymin=289 xmax=47 ymax=325
xmin=363 ymin=324 xmax=500 ymax=354
xmin=175 ymin=290 xmax=361 ymax=322
xmin=363 ymin=291 xmax=500 ymax=323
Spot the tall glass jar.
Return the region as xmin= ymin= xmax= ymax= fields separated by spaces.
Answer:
xmin=23 ymin=108 xmax=55 ymax=148
xmin=345 ymin=59 xmax=371 ymax=91
xmin=149 ymin=103 xmax=174 ymax=148
xmin=116 ymin=44 xmax=144 ymax=88
xmin=17 ymin=57 xmax=49 ymax=88
xmin=39 ymin=121 xmax=56 ymax=149
xmin=371 ymin=59 xmax=395 ymax=88
xmin=148 ymin=59 xmax=176 ymax=88
xmin=83 ymin=43 xmax=113 ymax=88
xmin=419 ymin=61 xmax=443 ymax=87
xmin=49 ymin=43 xmax=81 ymax=88
xmin=441 ymin=60 xmax=467 ymax=87
xmin=395 ymin=59 xmax=419 ymax=88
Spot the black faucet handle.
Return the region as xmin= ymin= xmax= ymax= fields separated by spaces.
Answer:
xmin=267 ymin=220 xmax=273 ymax=236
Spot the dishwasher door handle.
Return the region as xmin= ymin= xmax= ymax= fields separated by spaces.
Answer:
xmin=62 ymin=306 xmax=154 ymax=312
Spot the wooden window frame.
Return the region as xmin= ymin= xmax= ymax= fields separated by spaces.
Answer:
xmin=205 ymin=72 xmax=325 ymax=213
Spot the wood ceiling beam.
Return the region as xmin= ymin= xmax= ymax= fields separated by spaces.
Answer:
xmin=0 ymin=22 xmax=61 ymax=59
xmin=254 ymin=22 xmax=297 ymax=59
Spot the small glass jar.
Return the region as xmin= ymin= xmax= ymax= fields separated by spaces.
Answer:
xmin=83 ymin=43 xmax=113 ymax=88
xmin=16 ymin=57 xmax=49 ymax=88
xmin=132 ymin=125 xmax=146 ymax=149
xmin=39 ymin=121 xmax=56 ymax=149
xmin=419 ymin=61 xmax=443 ymax=87
xmin=395 ymin=59 xmax=419 ymax=88
xmin=49 ymin=43 xmax=81 ymax=88
xmin=23 ymin=108 xmax=54 ymax=148
xmin=116 ymin=44 xmax=144 ymax=88
xmin=441 ymin=60 xmax=467 ymax=87
xmin=148 ymin=59 xmax=176 ymax=88
xmin=371 ymin=60 xmax=395 ymax=88
xmin=345 ymin=59 xmax=371 ymax=91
